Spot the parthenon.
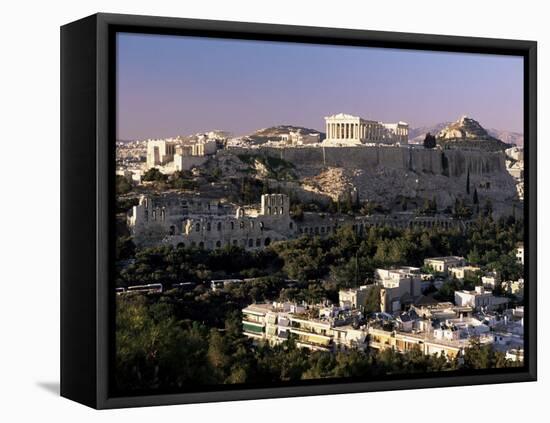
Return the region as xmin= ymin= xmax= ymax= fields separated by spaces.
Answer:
xmin=323 ymin=113 xmax=408 ymax=146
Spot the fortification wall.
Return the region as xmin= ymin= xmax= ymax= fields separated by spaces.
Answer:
xmin=225 ymin=146 xmax=506 ymax=177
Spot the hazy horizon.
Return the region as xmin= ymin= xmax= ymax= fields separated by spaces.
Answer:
xmin=117 ymin=33 xmax=524 ymax=141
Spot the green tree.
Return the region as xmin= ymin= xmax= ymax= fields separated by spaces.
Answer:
xmin=116 ymin=175 xmax=132 ymax=195
xmin=423 ymin=132 xmax=436 ymax=149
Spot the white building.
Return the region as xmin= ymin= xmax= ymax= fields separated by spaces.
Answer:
xmin=339 ymin=285 xmax=376 ymax=309
xmin=241 ymin=302 xmax=367 ymax=351
xmin=375 ymin=267 xmax=423 ymax=313
xmin=323 ymin=113 xmax=408 ymax=146
xmin=424 ymin=256 xmax=466 ymax=274
xmin=449 ymin=265 xmax=480 ymax=280
xmin=454 ymin=286 xmax=509 ymax=311
xmin=281 ymin=131 xmax=320 ymax=146
xmin=146 ymin=138 xmax=218 ymax=174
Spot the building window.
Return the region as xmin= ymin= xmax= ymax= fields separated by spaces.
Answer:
xmin=169 ymin=225 xmax=175 ymax=235
xmin=230 ymin=222 xmax=234 ymax=230
xmin=289 ymin=222 xmax=293 ymax=229
xmin=217 ymin=222 xmax=222 ymax=231
xmin=216 ymin=241 xmax=221 ymax=248
xmin=264 ymin=238 xmax=271 ymax=246
xmin=195 ymin=223 xmax=200 ymax=232
xmin=199 ymin=241 xmax=204 ymax=249
xmin=248 ymin=239 xmax=253 ymax=247
xmin=280 ymin=207 xmax=284 ymax=214
xmin=207 ymin=222 xmax=211 ymax=231
xmin=144 ymin=210 xmax=148 ymax=222
xmin=240 ymin=221 xmax=245 ymax=229
xmin=256 ymin=238 xmax=261 ymax=247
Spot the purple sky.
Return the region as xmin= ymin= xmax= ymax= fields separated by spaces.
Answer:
xmin=116 ymin=33 xmax=524 ymax=140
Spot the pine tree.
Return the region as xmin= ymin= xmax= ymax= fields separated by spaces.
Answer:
xmin=423 ymin=132 xmax=436 ymax=149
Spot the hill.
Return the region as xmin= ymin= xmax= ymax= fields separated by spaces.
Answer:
xmin=244 ymin=125 xmax=325 ymax=145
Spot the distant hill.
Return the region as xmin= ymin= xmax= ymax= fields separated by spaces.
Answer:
xmin=244 ymin=125 xmax=325 ymax=144
xmin=409 ymin=116 xmax=521 ymax=150
xmin=409 ymin=122 xmax=450 ymax=144
xmin=487 ymin=128 xmax=524 ymax=147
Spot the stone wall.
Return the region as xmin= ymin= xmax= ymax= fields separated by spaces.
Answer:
xmin=225 ymin=146 xmax=506 ymax=177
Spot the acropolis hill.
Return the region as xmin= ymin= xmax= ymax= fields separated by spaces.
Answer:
xmin=117 ymin=114 xmax=523 ymax=218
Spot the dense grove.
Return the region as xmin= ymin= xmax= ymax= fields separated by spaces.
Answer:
xmin=115 ymin=216 xmax=524 ymax=393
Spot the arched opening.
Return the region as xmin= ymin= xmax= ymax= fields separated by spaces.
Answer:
xmin=176 ymin=242 xmax=185 ymax=249
xmin=199 ymin=241 xmax=204 ymax=249
xmin=169 ymin=225 xmax=176 ymax=235
xmin=256 ymin=238 xmax=261 ymax=247
xmin=216 ymin=240 xmax=221 ymax=248
xmin=289 ymin=222 xmax=293 ymax=229
xmin=217 ymin=222 xmax=222 ymax=231
xmin=264 ymin=237 xmax=271 ymax=246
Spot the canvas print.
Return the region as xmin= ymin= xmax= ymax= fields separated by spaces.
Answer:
xmin=114 ymin=33 xmax=526 ymax=395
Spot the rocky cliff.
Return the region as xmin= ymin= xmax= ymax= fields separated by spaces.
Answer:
xmin=220 ymin=144 xmax=520 ymax=217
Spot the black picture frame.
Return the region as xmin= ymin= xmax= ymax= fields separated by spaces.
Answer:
xmin=61 ymin=12 xmax=537 ymax=409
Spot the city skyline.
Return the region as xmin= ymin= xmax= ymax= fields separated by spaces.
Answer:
xmin=117 ymin=33 xmax=524 ymax=140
